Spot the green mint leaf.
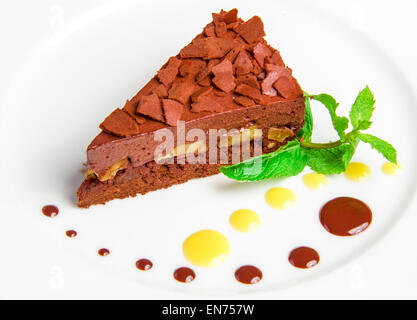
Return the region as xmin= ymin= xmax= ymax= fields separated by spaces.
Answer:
xmin=333 ymin=117 xmax=349 ymax=140
xmin=303 ymin=143 xmax=356 ymax=174
xmin=357 ymin=133 xmax=397 ymax=164
xmin=311 ymin=94 xmax=349 ymax=140
xmin=297 ymin=95 xmax=313 ymax=142
xmin=350 ymin=86 xmax=375 ymax=130
xmin=220 ymin=140 xmax=306 ymax=181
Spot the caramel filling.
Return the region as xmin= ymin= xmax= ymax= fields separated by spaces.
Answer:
xmin=157 ymin=126 xmax=261 ymax=162
xmin=267 ymin=127 xmax=294 ymax=142
xmin=218 ymin=126 xmax=262 ymax=148
xmin=86 ymin=158 xmax=129 ymax=182
xmin=88 ymin=127 xmax=294 ymax=182
xmin=157 ymin=140 xmax=207 ymax=162
xmin=267 ymin=142 xmax=277 ymax=149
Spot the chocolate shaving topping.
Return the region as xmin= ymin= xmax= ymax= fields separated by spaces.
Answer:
xmin=234 ymin=50 xmax=253 ymax=75
xmin=191 ymin=86 xmax=213 ymax=102
xmin=100 ymin=109 xmax=140 ymax=137
xmin=274 ymin=75 xmax=303 ymax=99
xmin=211 ymin=59 xmax=236 ymax=93
xmin=197 ymin=76 xmax=211 ymax=87
xmin=196 ymin=59 xmax=218 ymax=82
xmin=152 ymin=84 xmax=168 ymax=98
xmin=98 ymin=8 xmax=303 ymax=137
xmin=180 ymin=38 xmax=240 ymax=60
xmin=236 ymin=74 xmax=260 ymax=89
xmin=162 ymin=99 xmax=185 ymax=126
xmin=235 ymin=83 xmax=262 ymax=103
xmin=179 ymin=59 xmax=206 ymax=79
xmin=157 ymin=57 xmax=181 ymax=86
xmin=204 ymin=24 xmax=216 ymax=37
xmin=265 ymin=63 xmax=284 ymax=73
xmin=224 ymin=42 xmax=245 ymax=63
xmin=250 ymin=55 xmax=264 ymax=75
xmin=270 ymin=51 xmax=285 ymax=66
xmin=123 ymin=99 xmax=147 ymax=124
xmin=223 ymin=8 xmax=238 ymax=24
xmin=215 ymin=21 xmax=227 ymax=38
xmin=136 ymin=93 xmax=165 ymax=122
xmin=191 ymin=95 xmax=223 ymax=113
xmin=264 ymin=65 xmax=303 ymax=99
xmin=212 ymin=10 xmax=238 ymax=37
xmin=257 ymin=72 xmax=266 ymax=80
xmin=168 ymin=81 xmax=196 ymax=104
xmin=261 ymin=71 xmax=279 ymax=96
xmin=234 ymin=96 xmax=255 ymax=107
xmin=253 ymin=43 xmax=270 ymax=68
xmin=235 ymin=16 xmax=266 ymax=44
xmin=226 ymin=22 xmax=239 ymax=30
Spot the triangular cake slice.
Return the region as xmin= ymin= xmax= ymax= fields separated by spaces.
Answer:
xmin=77 ymin=9 xmax=305 ymax=208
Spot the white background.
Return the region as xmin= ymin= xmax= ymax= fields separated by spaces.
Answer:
xmin=0 ymin=0 xmax=416 ymax=299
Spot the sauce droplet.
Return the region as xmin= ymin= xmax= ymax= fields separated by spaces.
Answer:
xmin=320 ymin=197 xmax=372 ymax=236
xmin=136 ymin=259 xmax=153 ymax=271
xmin=229 ymin=209 xmax=260 ymax=233
xmin=234 ymin=265 xmax=263 ymax=284
xmin=265 ymin=187 xmax=296 ymax=210
xmin=382 ymin=162 xmax=402 ymax=175
xmin=65 ymin=230 xmax=77 ymax=238
xmin=173 ymin=267 xmax=195 ymax=283
xmin=183 ymin=230 xmax=230 ymax=267
xmin=303 ymin=173 xmax=327 ymax=189
xmin=289 ymin=247 xmax=320 ymax=269
xmin=344 ymin=162 xmax=371 ymax=181
xmin=98 ymin=248 xmax=110 ymax=256
xmin=42 ymin=205 xmax=59 ymax=217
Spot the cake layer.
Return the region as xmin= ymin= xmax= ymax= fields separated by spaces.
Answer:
xmin=78 ymin=125 xmax=300 ymax=208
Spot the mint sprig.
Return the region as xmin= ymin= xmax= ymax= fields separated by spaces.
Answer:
xmin=220 ymin=86 xmax=397 ymax=181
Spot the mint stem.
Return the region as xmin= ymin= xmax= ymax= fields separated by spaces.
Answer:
xmin=301 ymin=131 xmax=356 ymax=149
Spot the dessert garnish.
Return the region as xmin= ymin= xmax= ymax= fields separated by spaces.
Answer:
xmin=173 ymin=267 xmax=196 ymax=283
xmin=265 ymin=187 xmax=296 ymax=209
xmin=229 ymin=209 xmax=260 ymax=233
xmin=182 ymin=230 xmax=230 ymax=267
xmin=234 ymin=265 xmax=263 ymax=284
xmin=319 ymin=197 xmax=372 ymax=236
xmin=302 ymin=172 xmax=327 ymax=189
xmin=42 ymin=205 xmax=59 ymax=217
xmin=344 ymin=162 xmax=371 ymax=181
xmin=382 ymin=161 xmax=402 ymax=175
xmin=221 ymin=87 xmax=397 ymax=180
xmin=136 ymin=259 xmax=153 ymax=271
xmin=98 ymin=248 xmax=110 ymax=256
xmin=288 ymin=247 xmax=320 ymax=269
xmin=65 ymin=230 xmax=77 ymax=238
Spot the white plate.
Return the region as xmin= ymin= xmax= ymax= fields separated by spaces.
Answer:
xmin=1 ymin=0 xmax=416 ymax=299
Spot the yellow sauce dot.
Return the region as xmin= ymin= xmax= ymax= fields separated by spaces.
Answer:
xmin=344 ymin=162 xmax=371 ymax=182
xmin=183 ymin=230 xmax=230 ymax=268
xmin=302 ymin=173 xmax=327 ymax=189
xmin=382 ymin=162 xmax=402 ymax=175
xmin=229 ymin=209 xmax=261 ymax=233
xmin=265 ymin=187 xmax=296 ymax=210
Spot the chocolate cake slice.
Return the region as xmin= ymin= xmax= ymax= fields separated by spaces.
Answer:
xmin=77 ymin=9 xmax=305 ymax=208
